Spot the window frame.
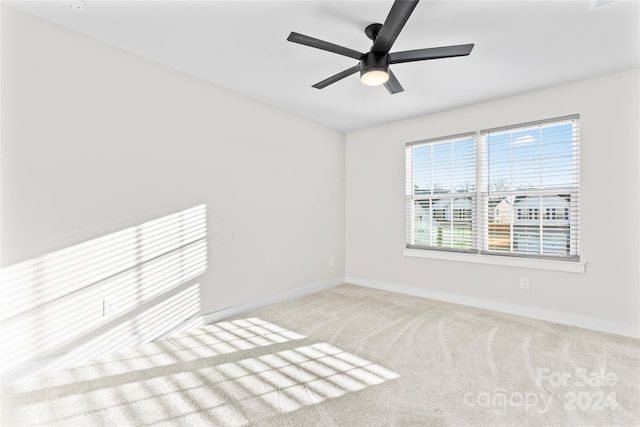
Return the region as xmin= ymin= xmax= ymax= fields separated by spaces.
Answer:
xmin=405 ymin=115 xmax=584 ymax=273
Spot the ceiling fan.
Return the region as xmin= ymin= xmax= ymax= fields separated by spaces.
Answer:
xmin=287 ymin=0 xmax=474 ymax=94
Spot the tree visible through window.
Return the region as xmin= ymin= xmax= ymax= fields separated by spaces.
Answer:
xmin=406 ymin=115 xmax=580 ymax=260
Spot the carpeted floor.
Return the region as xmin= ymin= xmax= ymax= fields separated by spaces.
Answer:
xmin=2 ymin=283 xmax=639 ymax=426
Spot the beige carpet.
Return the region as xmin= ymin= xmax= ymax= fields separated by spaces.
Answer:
xmin=2 ymin=284 xmax=639 ymax=426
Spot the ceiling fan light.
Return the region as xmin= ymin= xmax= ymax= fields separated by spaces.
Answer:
xmin=360 ymin=67 xmax=389 ymax=86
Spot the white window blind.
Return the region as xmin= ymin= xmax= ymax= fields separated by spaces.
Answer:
xmin=406 ymin=115 xmax=580 ymax=261
xmin=406 ymin=133 xmax=477 ymax=252
xmin=481 ymin=116 xmax=580 ymax=259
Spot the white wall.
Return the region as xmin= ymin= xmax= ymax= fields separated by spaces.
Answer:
xmin=346 ymin=69 xmax=640 ymax=331
xmin=1 ymin=5 xmax=345 ymax=369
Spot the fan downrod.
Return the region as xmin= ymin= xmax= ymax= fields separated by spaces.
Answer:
xmin=364 ymin=23 xmax=383 ymax=41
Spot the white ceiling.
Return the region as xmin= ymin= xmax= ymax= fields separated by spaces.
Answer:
xmin=6 ymin=0 xmax=640 ymax=132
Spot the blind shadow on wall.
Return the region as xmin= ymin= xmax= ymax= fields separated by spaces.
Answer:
xmin=1 ymin=204 xmax=208 ymax=380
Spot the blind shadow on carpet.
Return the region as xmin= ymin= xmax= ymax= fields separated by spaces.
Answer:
xmin=3 ymin=316 xmax=400 ymax=426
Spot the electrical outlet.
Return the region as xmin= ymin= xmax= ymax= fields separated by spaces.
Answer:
xmin=103 ymin=298 xmax=121 ymax=316
xmin=519 ymin=277 xmax=530 ymax=290
xmin=329 ymin=257 xmax=335 ymax=268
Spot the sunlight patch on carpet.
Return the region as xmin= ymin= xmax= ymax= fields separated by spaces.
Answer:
xmin=7 ymin=341 xmax=399 ymax=426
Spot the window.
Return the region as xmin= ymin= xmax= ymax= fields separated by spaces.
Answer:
xmin=407 ymin=134 xmax=476 ymax=250
xmin=406 ymin=115 xmax=580 ymax=260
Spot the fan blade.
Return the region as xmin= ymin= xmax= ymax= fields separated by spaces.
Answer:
xmin=312 ymin=64 xmax=361 ymax=89
xmin=384 ymin=70 xmax=404 ymax=94
xmin=287 ymin=32 xmax=363 ymax=60
xmin=389 ymin=44 xmax=474 ymax=64
xmin=372 ymin=0 xmax=419 ymax=54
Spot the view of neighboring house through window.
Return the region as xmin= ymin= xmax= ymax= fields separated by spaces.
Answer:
xmin=406 ymin=115 xmax=580 ymax=260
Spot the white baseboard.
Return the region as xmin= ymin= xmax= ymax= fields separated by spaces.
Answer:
xmin=346 ymin=276 xmax=640 ymax=339
xmin=200 ymin=277 xmax=344 ymax=325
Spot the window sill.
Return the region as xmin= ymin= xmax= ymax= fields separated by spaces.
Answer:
xmin=403 ymin=248 xmax=586 ymax=273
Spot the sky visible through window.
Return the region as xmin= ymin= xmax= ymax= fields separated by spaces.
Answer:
xmin=412 ymin=137 xmax=475 ymax=194
xmin=486 ymin=123 xmax=574 ymax=191
xmin=412 ymin=123 xmax=574 ymax=193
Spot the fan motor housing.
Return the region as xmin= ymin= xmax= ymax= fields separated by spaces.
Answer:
xmin=360 ymin=52 xmax=390 ymax=76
